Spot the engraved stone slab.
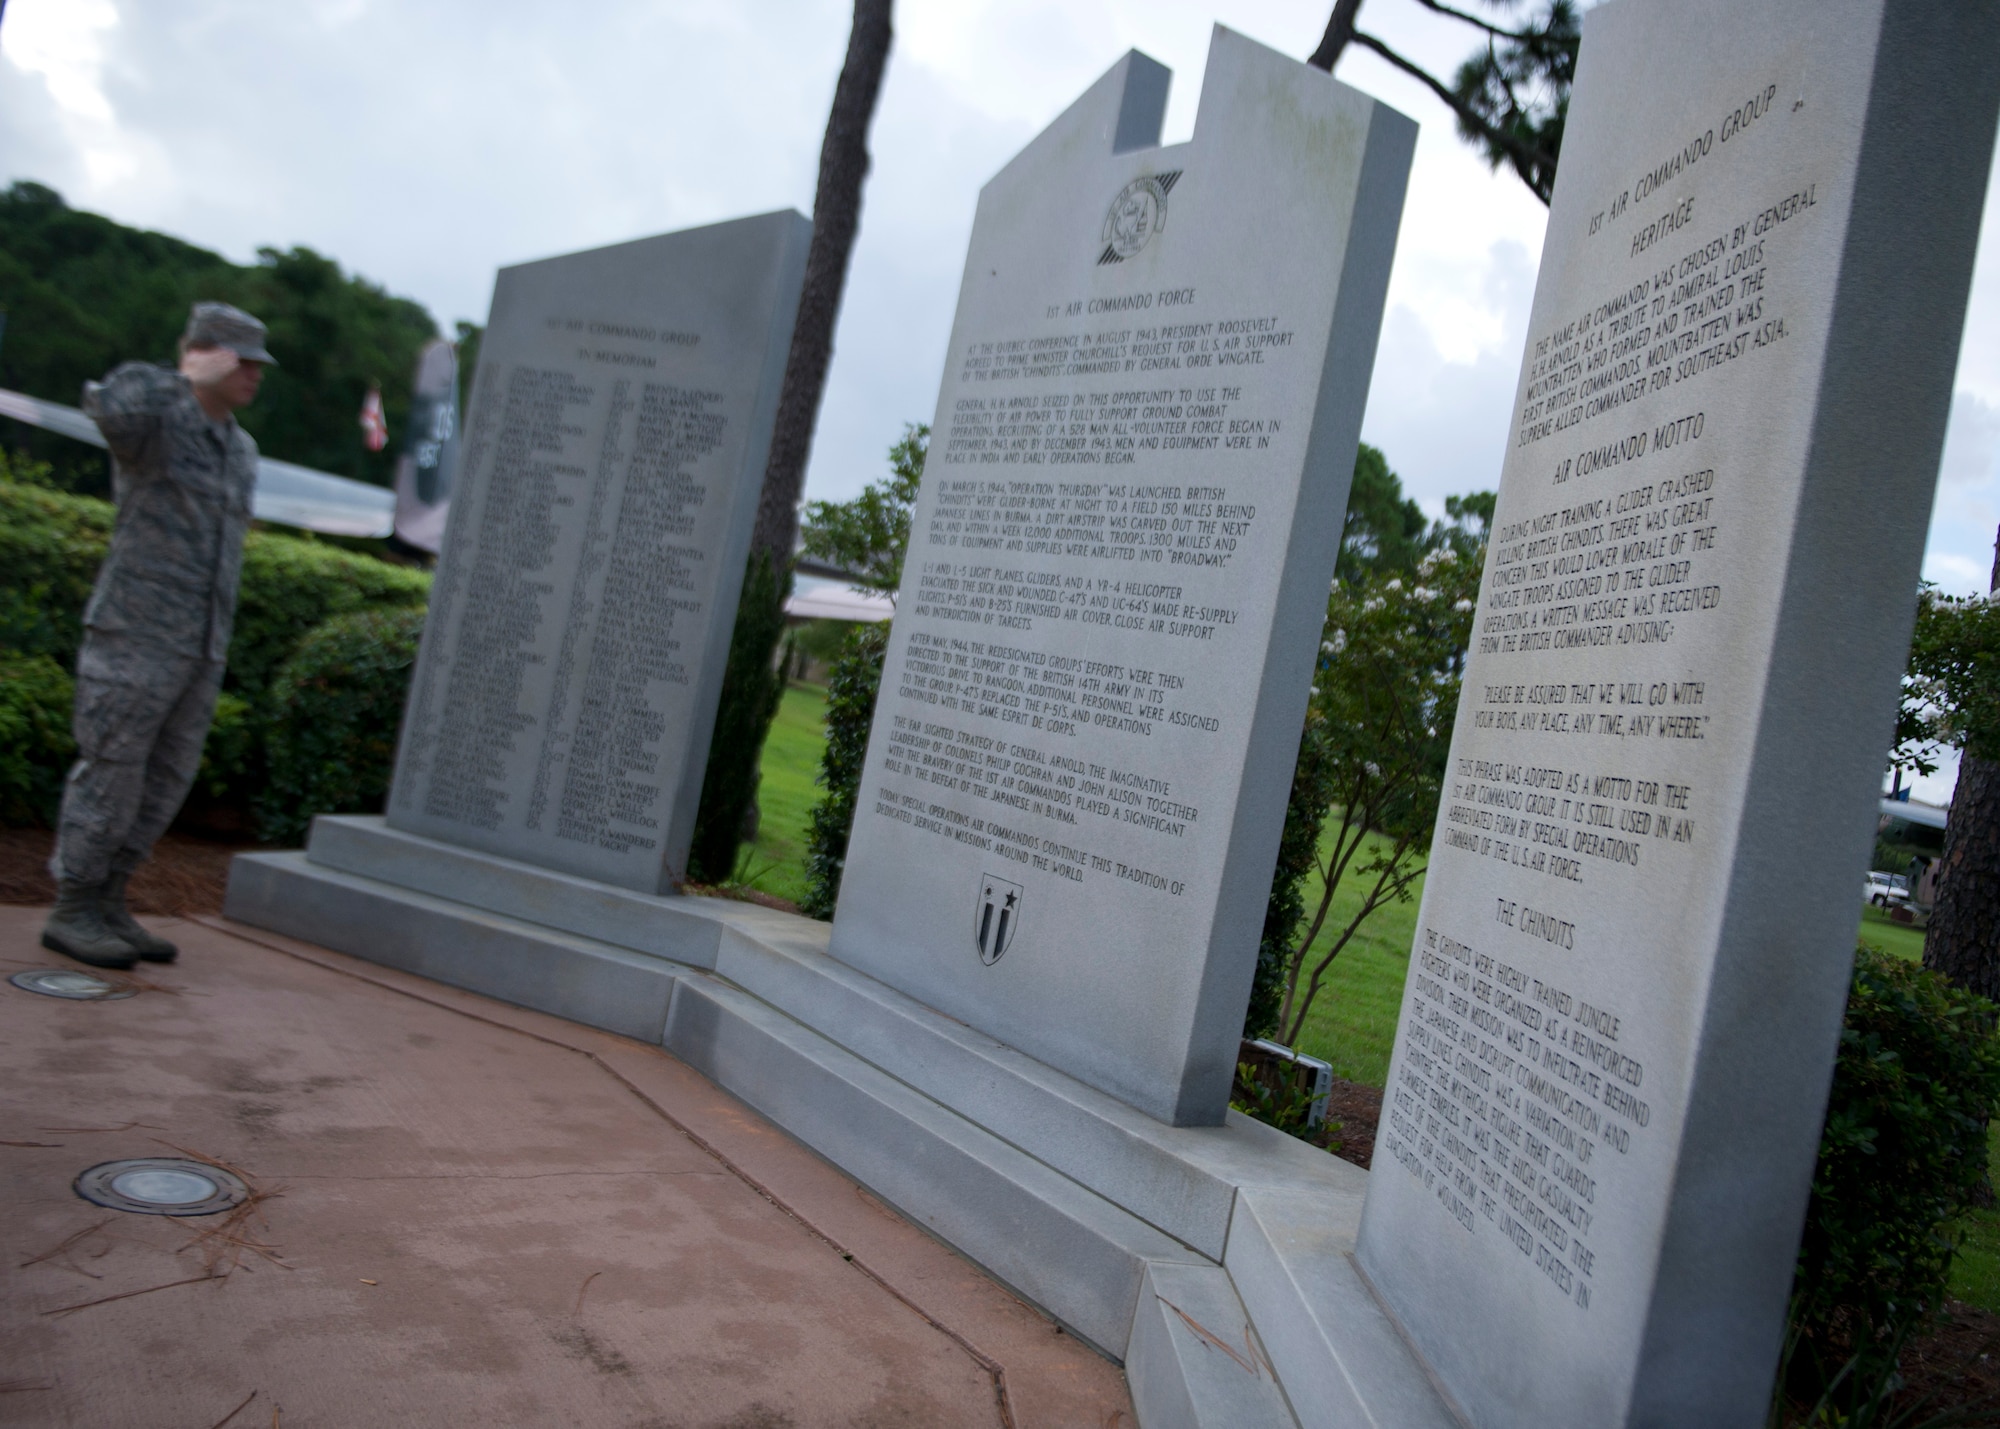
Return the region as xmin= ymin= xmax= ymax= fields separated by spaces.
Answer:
xmin=389 ymin=213 xmax=810 ymax=892
xmin=1354 ymin=2 xmax=2000 ymax=1424
xmin=829 ymin=28 xmax=1415 ymax=1126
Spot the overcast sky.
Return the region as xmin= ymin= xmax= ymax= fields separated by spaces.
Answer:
xmin=6 ymin=0 xmax=1999 ymax=794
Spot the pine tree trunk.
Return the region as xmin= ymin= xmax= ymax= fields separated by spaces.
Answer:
xmin=1922 ymin=752 xmax=2000 ymax=1002
xmin=1921 ymin=528 xmax=2000 ymax=1002
xmin=687 ymin=0 xmax=893 ymax=883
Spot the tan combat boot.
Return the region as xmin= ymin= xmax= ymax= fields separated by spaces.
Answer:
xmin=102 ymin=866 xmax=177 ymax=963
xmin=42 ymin=882 xmax=139 ymax=970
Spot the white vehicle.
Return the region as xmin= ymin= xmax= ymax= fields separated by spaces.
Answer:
xmin=1864 ymin=872 xmax=1910 ymax=907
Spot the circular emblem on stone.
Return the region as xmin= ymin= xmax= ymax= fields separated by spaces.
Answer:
xmin=1099 ymin=172 xmax=1179 ymax=263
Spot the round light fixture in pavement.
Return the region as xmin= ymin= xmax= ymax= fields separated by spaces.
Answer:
xmin=10 ymin=969 xmax=136 ymax=1001
xmin=74 ymin=1158 xmax=250 ymax=1216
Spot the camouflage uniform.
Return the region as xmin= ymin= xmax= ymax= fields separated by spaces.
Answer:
xmin=53 ymin=353 xmax=258 ymax=888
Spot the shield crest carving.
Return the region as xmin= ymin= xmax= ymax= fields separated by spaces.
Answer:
xmin=973 ymin=874 xmax=1023 ymax=965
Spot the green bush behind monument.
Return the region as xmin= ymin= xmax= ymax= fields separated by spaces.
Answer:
xmin=257 ymin=607 xmax=428 ymax=845
xmin=1780 ymin=945 xmax=2000 ymax=1420
xmin=800 ymin=620 xmax=889 ymax=919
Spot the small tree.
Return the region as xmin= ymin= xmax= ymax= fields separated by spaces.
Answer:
xmin=1251 ymin=544 xmax=1482 ymax=1047
xmin=799 ymin=424 xmax=925 ymax=594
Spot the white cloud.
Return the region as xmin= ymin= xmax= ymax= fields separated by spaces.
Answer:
xmin=1 ymin=0 xmax=119 ymax=122
xmin=1921 ymin=390 xmax=2000 ymax=595
xmin=2 ymin=0 xmax=1994 ymax=583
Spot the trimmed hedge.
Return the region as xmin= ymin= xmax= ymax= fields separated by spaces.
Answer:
xmin=0 ymin=479 xmax=111 ymax=668
xmin=0 ymin=477 xmax=430 ymax=699
xmin=256 ymin=606 xmax=427 ymax=844
xmin=230 ymin=533 xmax=430 ymax=700
xmin=0 ymin=468 xmax=431 ymax=838
xmin=0 ymin=653 xmax=77 ymax=826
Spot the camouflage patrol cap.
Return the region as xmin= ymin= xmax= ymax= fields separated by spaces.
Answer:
xmin=182 ymin=301 xmax=278 ymax=366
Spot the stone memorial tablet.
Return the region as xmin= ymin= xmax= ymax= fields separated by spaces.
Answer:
xmin=389 ymin=212 xmax=810 ymax=892
xmin=1355 ymin=1 xmax=2000 ymax=1423
xmin=829 ymin=28 xmax=1415 ymax=1125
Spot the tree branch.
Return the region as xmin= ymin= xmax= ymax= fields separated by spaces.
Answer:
xmin=1284 ymin=843 xmax=1426 ymax=1046
xmin=1307 ymin=0 xmax=1365 ymax=70
xmin=1350 ymin=29 xmax=1554 ymax=205
xmin=1408 ymin=0 xmax=1544 ymax=43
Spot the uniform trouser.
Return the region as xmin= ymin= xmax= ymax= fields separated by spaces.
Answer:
xmin=51 ymin=631 xmax=225 ymax=887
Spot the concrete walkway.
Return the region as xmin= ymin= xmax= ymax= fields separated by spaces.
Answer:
xmin=0 ymin=906 xmax=1132 ymax=1428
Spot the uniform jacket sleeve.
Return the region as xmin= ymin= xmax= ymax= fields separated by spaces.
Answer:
xmin=81 ymin=362 xmax=188 ymax=470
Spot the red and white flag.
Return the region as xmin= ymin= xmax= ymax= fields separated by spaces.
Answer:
xmin=359 ymin=385 xmax=388 ymax=452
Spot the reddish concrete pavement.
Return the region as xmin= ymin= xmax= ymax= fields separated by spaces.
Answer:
xmin=0 ymin=907 xmax=1132 ymax=1428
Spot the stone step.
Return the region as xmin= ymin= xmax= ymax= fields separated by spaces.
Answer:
xmin=226 ymin=848 xmax=1205 ymax=1356
xmin=227 ymin=835 xmax=1456 ymax=1426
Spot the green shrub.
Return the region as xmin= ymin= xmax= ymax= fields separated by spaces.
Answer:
xmin=196 ymin=691 xmax=258 ymax=803
xmin=1780 ymin=944 xmax=2000 ymax=1419
xmin=255 ymin=606 xmax=426 ymax=845
xmin=0 ymin=477 xmax=112 ymax=668
xmin=229 ymin=532 xmax=429 ymax=699
xmin=0 ymin=476 xmax=430 ymax=830
xmin=800 ymin=620 xmax=888 ymax=920
xmin=0 ymin=478 xmax=430 ymax=696
xmin=0 ymin=653 xmax=77 ymax=826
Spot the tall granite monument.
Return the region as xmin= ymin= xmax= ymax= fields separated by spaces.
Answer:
xmin=830 ymin=28 xmax=1415 ymax=1125
xmin=1356 ymin=1 xmax=2000 ymax=1423
xmin=388 ymin=214 xmax=811 ymax=892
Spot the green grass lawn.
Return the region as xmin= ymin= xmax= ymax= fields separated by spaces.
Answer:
xmin=730 ymin=681 xmax=828 ymax=908
xmin=1857 ymin=902 xmax=1927 ymax=962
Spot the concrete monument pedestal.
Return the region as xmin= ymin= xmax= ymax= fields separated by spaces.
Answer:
xmin=228 ymin=818 xmax=1455 ymax=1428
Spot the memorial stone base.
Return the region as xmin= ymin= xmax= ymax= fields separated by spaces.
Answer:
xmin=226 ymin=818 xmax=1457 ymax=1429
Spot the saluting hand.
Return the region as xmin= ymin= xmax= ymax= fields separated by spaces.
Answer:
xmin=179 ymin=345 xmax=241 ymax=389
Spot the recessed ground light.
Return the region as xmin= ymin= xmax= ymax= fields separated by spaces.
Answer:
xmin=74 ymin=1158 xmax=249 ymax=1216
xmin=10 ymin=969 xmax=135 ymax=1001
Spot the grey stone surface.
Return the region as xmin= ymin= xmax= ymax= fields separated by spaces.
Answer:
xmin=388 ymin=211 xmax=810 ymax=893
xmin=713 ymin=901 xmax=1350 ymax=1261
xmin=223 ymin=852 xmax=678 ymax=1043
xmin=304 ymin=814 xmax=747 ymax=969
xmin=661 ymin=974 xmax=1207 ymax=1357
xmin=1356 ymin=2 xmax=2000 ymax=1424
xmin=830 ymin=27 xmax=1415 ymax=1127
xmin=1126 ymin=1261 xmax=1297 ymax=1429
xmin=1227 ymin=1185 xmax=1459 ymax=1429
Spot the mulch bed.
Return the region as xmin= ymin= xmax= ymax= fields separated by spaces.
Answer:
xmin=1887 ymin=1300 xmax=2000 ymax=1422
xmin=0 ymin=825 xmax=261 ymax=917
xmin=1322 ymin=1076 xmax=1382 ymax=1170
